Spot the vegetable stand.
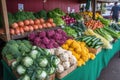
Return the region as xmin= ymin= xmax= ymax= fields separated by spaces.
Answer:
xmin=1 ymin=39 xmax=120 ymax=80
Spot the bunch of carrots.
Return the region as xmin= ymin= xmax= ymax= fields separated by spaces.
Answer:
xmin=10 ymin=18 xmax=56 ymax=35
xmin=84 ymin=20 xmax=104 ymax=30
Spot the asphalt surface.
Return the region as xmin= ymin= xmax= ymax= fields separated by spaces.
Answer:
xmin=97 ymin=52 xmax=120 ymax=80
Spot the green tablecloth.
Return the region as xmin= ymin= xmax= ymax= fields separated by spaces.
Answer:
xmin=1 ymin=39 xmax=120 ymax=80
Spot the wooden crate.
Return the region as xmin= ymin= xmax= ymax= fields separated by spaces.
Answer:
xmin=88 ymin=47 xmax=102 ymax=55
xmin=13 ymin=70 xmax=55 ymax=80
xmin=2 ymin=56 xmax=16 ymax=66
xmin=49 ymin=74 xmax=55 ymax=80
xmin=56 ymin=64 xmax=77 ymax=79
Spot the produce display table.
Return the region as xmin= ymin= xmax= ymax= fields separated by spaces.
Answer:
xmin=1 ymin=39 xmax=120 ymax=80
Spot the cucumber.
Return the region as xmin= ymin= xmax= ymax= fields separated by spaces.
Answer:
xmin=94 ymin=45 xmax=101 ymax=49
xmin=87 ymin=41 xmax=92 ymax=46
xmin=96 ymin=42 xmax=103 ymax=45
xmin=84 ymin=37 xmax=93 ymax=43
xmin=91 ymin=37 xmax=98 ymax=41
xmin=82 ymin=36 xmax=91 ymax=41
xmin=91 ymin=38 xmax=100 ymax=46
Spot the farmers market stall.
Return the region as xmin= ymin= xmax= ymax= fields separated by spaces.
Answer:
xmin=1 ymin=39 xmax=120 ymax=80
xmin=1 ymin=0 xmax=120 ymax=80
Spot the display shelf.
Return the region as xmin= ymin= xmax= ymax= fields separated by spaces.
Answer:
xmin=9 ymin=27 xmax=60 ymax=40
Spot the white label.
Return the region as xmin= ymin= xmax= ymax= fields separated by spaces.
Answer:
xmin=67 ymin=7 xmax=71 ymax=13
xmin=18 ymin=3 xmax=24 ymax=11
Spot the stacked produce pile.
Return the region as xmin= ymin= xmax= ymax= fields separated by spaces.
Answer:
xmin=62 ymin=39 xmax=95 ymax=66
xmin=61 ymin=15 xmax=76 ymax=25
xmin=28 ymin=29 xmax=71 ymax=49
xmin=80 ymin=11 xmax=103 ymax=20
xmin=84 ymin=20 xmax=104 ymax=30
xmin=10 ymin=18 xmax=56 ymax=35
xmin=2 ymin=40 xmax=60 ymax=80
xmin=76 ymin=35 xmax=103 ymax=49
xmin=47 ymin=47 xmax=77 ymax=73
xmin=63 ymin=26 xmax=77 ymax=38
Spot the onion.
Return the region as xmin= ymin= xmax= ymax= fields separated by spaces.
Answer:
xmin=38 ymin=24 xmax=43 ymax=29
xmin=19 ymin=27 xmax=24 ymax=34
xmin=11 ymin=23 xmax=18 ymax=29
xmin=39 ymin=18 xmax=45 ymax=24
xmin=42 ymin=23 xmax=47 ymax=28
xmin=29 ymin=19 xmax=34 ymax=25
xmin=24 ymin=26 xmax=29 ymax=32
xmin=46 ymin=23 xmax=52 ymax=28
xmin=10 ymin=29 xmax=15 ymax=35
xmin=34 ymin=19 xmax=40 ymax=25
xmin=51 ymin=23 xmax=56 ymax=27
xmin=15 ymin=28 xmax=20 ymax=35
xmin=24 ymin=20 xmax=30 ymax=25
xmin=18 ymin=21 xmax=24 ymax=27
xmin=29 ymin=26 xmax=34 ymax=32
xmin=33 ymin=25 xmax=39 ymax=30
xmin=47 ymin=18 xmax=54 ymax=23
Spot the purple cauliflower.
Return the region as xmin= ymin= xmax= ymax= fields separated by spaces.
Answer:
xmin=33 ymin=37 xmax=41 ymax=45
xmin=39 ymin=43 xmax=46 ymax=49
xmin=38 ymin=31 xmax=46 ymax=38
xmin=47 ymin=30 xmax=55 ymax=38
xmin=28 ymin=32 xmax=36 ymax=41
xmin=42 ymin=37 xmax=50 ymax=45
xmin=46 ymin=43 xmax=54 ymax=49
xmin=54 ymin=33 xmax=62 ymax=40
xmin=53 ymin=42 xmax=59 ymax=48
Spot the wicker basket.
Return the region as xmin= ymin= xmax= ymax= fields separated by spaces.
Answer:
xmin=2 ymin=56 xmax=16 ymax=66
xmin=88 ymin=47 xmax=102 ymax=55
xmin=56 ymin=64 xmax=77 ymax=79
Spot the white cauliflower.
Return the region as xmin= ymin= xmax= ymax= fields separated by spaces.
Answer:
xmin=56 ymin=64 xmax=64 ymax=73
xmin=59 ymin=53 xmax=69 ymax=62
xmin=55 ymin=47 xmax=65 ymax=56
xmin=47 ymin=48 xmax=56 ymax=55
xmin=62 ymin=61 xmax=70 ymax=70
xmin=64 ymin=50 xmax=72 ymax=58
xmin=69 ymin=55 xmax=77 ymax=65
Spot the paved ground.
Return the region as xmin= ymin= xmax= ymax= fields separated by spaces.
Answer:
xmin=97 ymin=52 xmax=120 ymax=80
